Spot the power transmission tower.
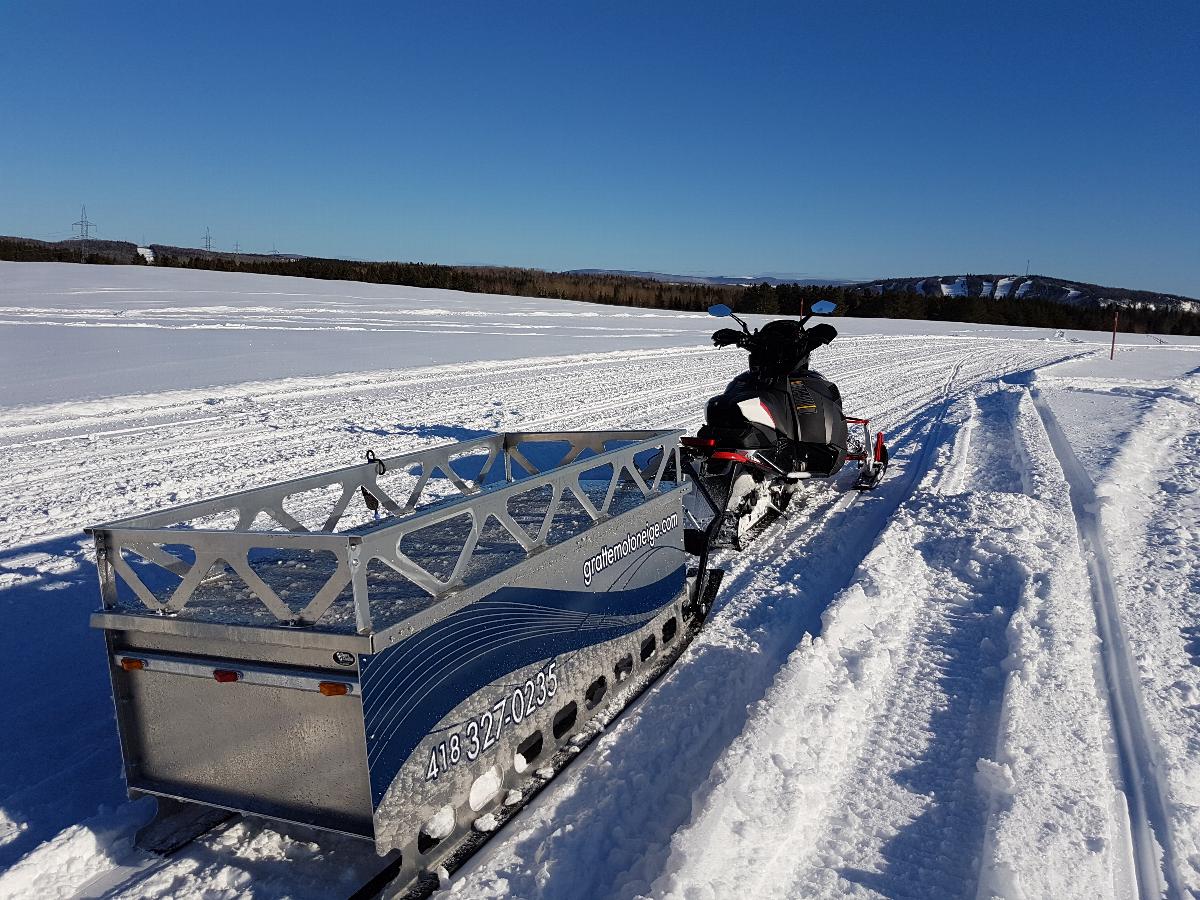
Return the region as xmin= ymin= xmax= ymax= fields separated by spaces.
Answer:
xmin=203 ymin=227 xmax=214 ymax=254
xmin=71 ymin=205 xmax=96 ymax=262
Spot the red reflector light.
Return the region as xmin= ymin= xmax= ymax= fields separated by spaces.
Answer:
xmin=844 ymin=416 xmax=869 ymax=425
xmin=680 ymin=437 xmax=717 ymax=448
xmin=120 ymin=657 xmax=145 ymax=671
xmin=711 ymin=451 xmax=751 ymax=463
xmin=318 ymin=682 xmax=350 ymax=696
xmin=213 ymin=669 xmax=240 ymax=683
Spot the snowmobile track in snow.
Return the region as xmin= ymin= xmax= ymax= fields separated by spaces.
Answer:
xmin=1032 ymin=389 xmax=1183 ymax=900
xmin=769 ymin=386 xmax=1027 ymax=899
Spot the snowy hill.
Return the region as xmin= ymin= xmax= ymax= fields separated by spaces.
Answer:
xmin=1 ymin=263 xmax=1199 ymax=898
xmin=861 ymin=273 xmax=1199 ymax=312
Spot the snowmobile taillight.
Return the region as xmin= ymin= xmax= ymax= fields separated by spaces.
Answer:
xmin=318 ymin=681 xmax=350 ymax=697
xmin=711 ymin=450 xmax=751 ymax=463
xmin=212 ymin=669 xmax=240 ymax=683
xmin=681 ymin=437 xmax=717 ymax=448
xmin=844 ymin=416 xmax=870 ymax=425
xmin=120 ymin=657 xmax=145 ymax=672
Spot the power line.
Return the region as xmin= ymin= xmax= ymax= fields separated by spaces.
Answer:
xmin=71 ymin=205 xmax=96 ymax=262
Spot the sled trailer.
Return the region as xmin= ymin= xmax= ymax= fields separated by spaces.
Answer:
xmin=88 ymin=430 xmax=716 ymax=893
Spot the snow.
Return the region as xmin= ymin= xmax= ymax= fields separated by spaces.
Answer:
xmin=473 ymin=815 xmax=500 ymax=834
xmin=2 ymin=262 xmax=1199 ymax=898
xmin=995 ymin=277 xmax=1018 ymax=299
xmin=469 ymin=769 xmax=504 ymax=813
xmin=1083 ymin=373 xmax=1200 ymax=894
xmin=645 ymin=388 xmax=1128 ymax=899
xmin=424 ymin=806 xmax=457 ymax=842
xmin=940 ymin=276 xmax=968 ymax=297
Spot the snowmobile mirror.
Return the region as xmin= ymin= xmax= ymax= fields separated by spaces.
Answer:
xmin=707 ymin=304 xmax=733 ymax=318
xmin=810 ymin=300 xmax=837 ymax=315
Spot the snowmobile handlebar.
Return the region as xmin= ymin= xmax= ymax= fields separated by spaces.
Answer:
xmin=710 ymin=321 xmax=837 ymax=352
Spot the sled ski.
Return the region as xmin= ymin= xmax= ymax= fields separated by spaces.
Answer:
xmin=844 ymin=417 xmax=889 ymax=491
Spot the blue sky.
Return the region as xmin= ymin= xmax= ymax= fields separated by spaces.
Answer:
xmin=2 ymin=2 xmax=1197 ymax=295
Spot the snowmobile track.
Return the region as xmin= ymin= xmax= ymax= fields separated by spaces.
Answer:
xmin=755 ymin=376 xmax=1033 ymax=900
xmin=1031 ymin=389 xmax=1183 ymax=900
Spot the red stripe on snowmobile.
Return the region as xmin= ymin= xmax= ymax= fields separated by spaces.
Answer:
xmin=711 ymin=450 xmax=752 ymax=463
xmin=874 ymin=432 xmax=885 ymax=462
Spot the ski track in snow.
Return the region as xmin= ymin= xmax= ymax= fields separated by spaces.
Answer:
xmin=0 ymin=329 xmax=1076 ymax=899
xmin=1031 ymin=390 xmax=1180 ymax=899
xmin=1086 ymin=375 xmax=1200 ymax=897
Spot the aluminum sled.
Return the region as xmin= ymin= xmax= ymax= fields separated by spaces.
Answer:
xmin=87 ymin=431 xmax=720 ymax=896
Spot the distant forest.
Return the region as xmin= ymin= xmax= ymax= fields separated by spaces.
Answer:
xmin=3 ymin=235 xmax=1199 ymax=336
xmin=0 ymin=235 xmax=144 ymax=265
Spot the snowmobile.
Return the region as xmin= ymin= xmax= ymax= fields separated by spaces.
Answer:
xmin=681 ymin=301 xmax=888 ymax=551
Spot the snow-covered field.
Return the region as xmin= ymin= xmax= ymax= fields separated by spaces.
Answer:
xmin=0 ymin=263 xmax=1197 ymax=899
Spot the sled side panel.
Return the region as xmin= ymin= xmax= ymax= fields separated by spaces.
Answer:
xmin=363 ymin=490 xmax=687 ymax=856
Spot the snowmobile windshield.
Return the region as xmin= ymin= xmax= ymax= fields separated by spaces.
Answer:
xmin=748 ymin=320 xmax=819 ymax=376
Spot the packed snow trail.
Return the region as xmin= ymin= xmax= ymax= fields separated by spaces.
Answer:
xmin=0 ymin=332 xmax=1070 ymax=899
xmin=782 ymin=390 xmax=1035 ymax=899
xmin=643 ymin=386 xmax=1130 ymax=900
xmin=432 ymin=365 xmax=1075 ymax=899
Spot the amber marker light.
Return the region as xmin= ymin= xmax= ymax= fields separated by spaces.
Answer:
xmin=120 ymin=658 xmax=145 ymax=671
xmin=318 ymin=682 xmax=350 ymax=696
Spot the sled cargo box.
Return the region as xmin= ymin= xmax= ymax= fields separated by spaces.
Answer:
xmin=88 ymin=430 xmax=702 ymax=870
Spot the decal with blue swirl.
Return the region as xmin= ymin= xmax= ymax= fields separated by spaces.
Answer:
xmin=360 ymin=561 xmax=684 ymax=805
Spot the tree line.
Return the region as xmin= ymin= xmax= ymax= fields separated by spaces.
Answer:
xmin=4 ymin=235 xmax=1197 ymax=336
xmin=0 ymin=236 xmax=144 ymax=265
xmin=146 ymin=248 xmax=1200 ymax=337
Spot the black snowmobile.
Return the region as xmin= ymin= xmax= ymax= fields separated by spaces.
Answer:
xmin=682 ymin=301 xmax=888 ymax=551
